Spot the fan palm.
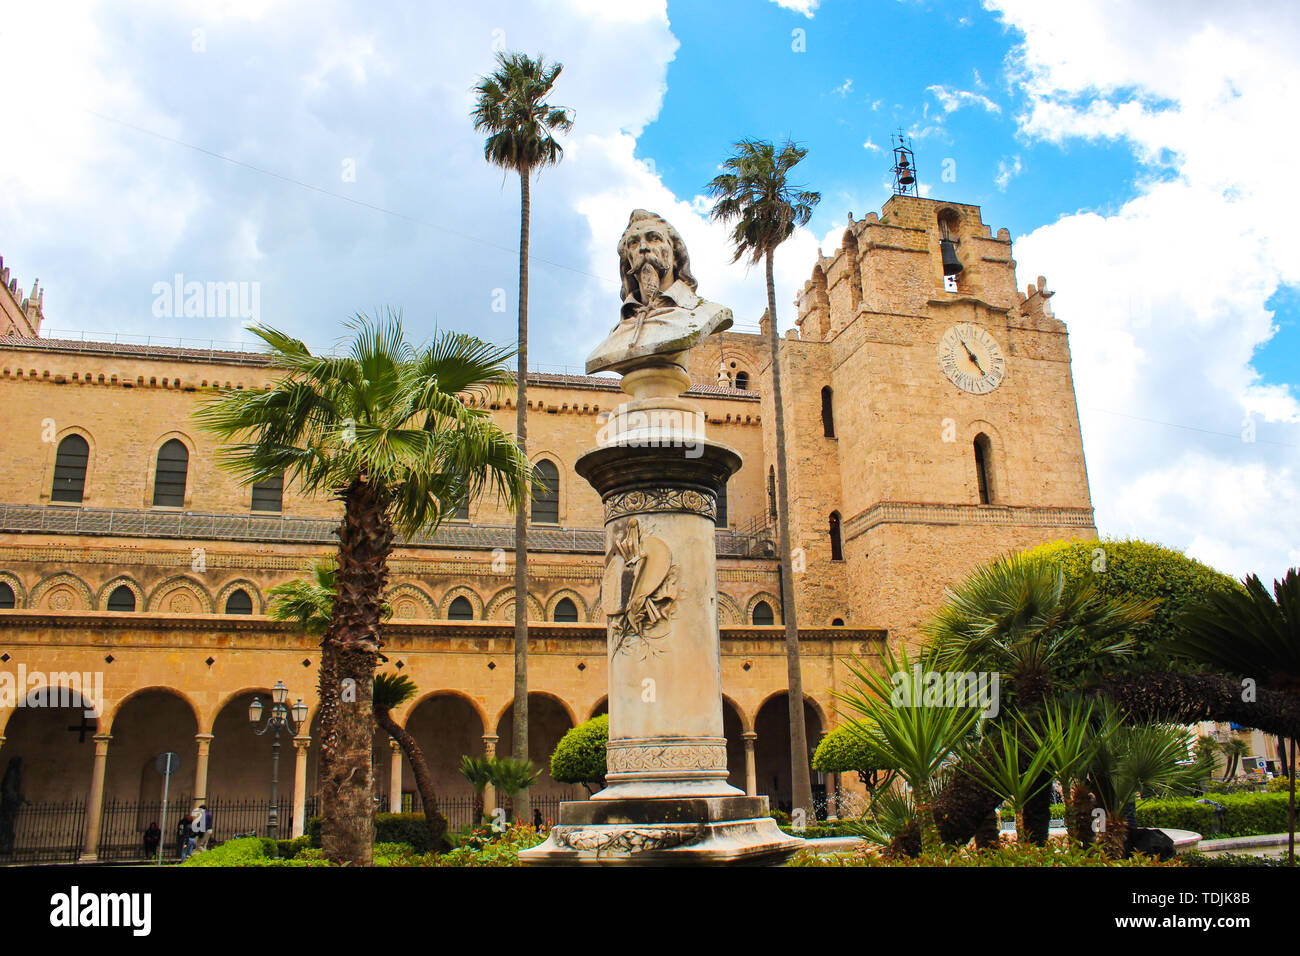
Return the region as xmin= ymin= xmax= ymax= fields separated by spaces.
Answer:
xmin=458 ymin=755 xmax=494 ymax=824
xmin=927 ymin=550 xmax=1156 ymax=845
xmin=837 ymin=646 xmax=981 ymax=854
xmin=196 ymin=312 xmax=530 ymax=864
xmin=373 ymin=673 xmax=448 ymax=851
xmin=486 ymin=757 xmax=543 ymax=823
xmin=472 ymin=51 xmax=572 ymax=823
xmin=706 ymin=138 xmax=820 ymax=816
xmin=1218 ymin=736 xmax=1250 ymax=781
xmin=1169 ymin=569 xmax=1299 ymax=865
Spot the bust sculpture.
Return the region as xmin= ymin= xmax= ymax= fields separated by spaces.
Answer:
xmin=586 ymin=209 xmax=733 ymax=375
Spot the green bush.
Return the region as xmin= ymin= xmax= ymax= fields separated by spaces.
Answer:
xmin=811 ymin=723 xmax=879 ymax=775
xmin=1266 ymin=775 xmax=1296 ymax=793
xmin=1137 ymin=791 xmax=1293 ymax=837
xmin=551 ymin=714 xmax=608 ymax=788
xmin=181 ymin=836 xmax=332 ymax=867
xmin=304 ymin=812 xmax=442 ymax=852
xmin=787 ymin=841 xmax=1182 ymax=867
xmin=1182 ymin=851 xmax=1289 ymax=868
xmin=1022 ymin=538 xmax=1239 ymax=669
xmin=276 ymin=835 xmax=312 ymax=859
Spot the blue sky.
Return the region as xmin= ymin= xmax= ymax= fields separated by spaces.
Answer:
xmin=0 ymin=0 xmax=1297 ymax=581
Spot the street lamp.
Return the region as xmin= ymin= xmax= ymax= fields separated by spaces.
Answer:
xmin=248 ymin=680 xmax=308 ymax=838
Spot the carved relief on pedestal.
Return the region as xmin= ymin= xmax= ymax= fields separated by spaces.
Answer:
xmin=605 ymin=736 xmax=729 ymax=775
xmin=603 ymin=516 xmax=679 ymax=659
xmin=549 ymin=824 xmax=703 ymax=854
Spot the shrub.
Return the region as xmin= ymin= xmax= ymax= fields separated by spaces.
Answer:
xmin=1137 ymin=791 xmax=1293 ymax=837
xmin=1182 ymin=851 xmax=1289 ymax=868
xmin=181 ymin=836 xmax=332 ymax=868
xmin=1267 ymin=775 xmax=1296 ymax=793
xmin=1022 ymin=538 xmax=1239 ymax=669
xmin=786 ymin=840 xmax=1182 ymax=867
xmin=276 ymin=835 xmax=312 ymax=859
xmin=811 ymin=723 xmax=878 ymax=776
xmin=551 ymin=714 xmax=608 ymax=790
xmin=305 ymin=812 xmax=444 ymax=852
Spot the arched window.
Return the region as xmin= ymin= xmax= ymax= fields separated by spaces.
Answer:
xmin=829 ymin=511 xmax=843 ymax=561
xmin=767 ymin=466 xmax=777 ymax=520
xmin=451 ymin=495 xmax=470 ymax=521
xmin=448 ymin=596 xmax=474 ymax=621
xmin=831 ymin=617 xmax=845 ymax=627
xmin=106 ymin=585 xmax=136 ymax=612
xmin=734 ymin=371 xmax=750 ymax=390
xmin=224 ymin=589 xmax=253 ymax=615
xmin=532 ymin=459 xmax=560 ymax=524
xmin=553 ymin=597 xmax=579 ymax=623
xmin=250 ymin=474 xmax=284 ymax=512
xmin=0 ymin=582 xmax=16 ymax=609
xmin=716 ymin=481 xmax=728 ymax=528
xmin=153 ymin=439 xmax=189 ymax=507
xmin=974 ymin=433 xmax=994 ymax=504
xmin=752 ymin=601 xmax=775 ymax=626
xmin=52 ymin=434 xmax=90 ymax=503
xmin=821 ymin=386 xmax=835 ymax=438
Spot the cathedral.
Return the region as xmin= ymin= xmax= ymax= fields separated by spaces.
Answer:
xmin=0 ymin=191 xmax=1096 ymax=860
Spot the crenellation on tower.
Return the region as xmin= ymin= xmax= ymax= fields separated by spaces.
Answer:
xmin=0 ymin=255 xmax=44 ymax=338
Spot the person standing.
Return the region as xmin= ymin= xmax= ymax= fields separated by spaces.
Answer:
xmin=177 ymin=813 xmax=195 ymax=862
xmin=143 ymin=821 xmax=161 ymax=859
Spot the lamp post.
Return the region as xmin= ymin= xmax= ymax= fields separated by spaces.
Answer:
xmin=248 ymin=680 xmax=309 ymax=839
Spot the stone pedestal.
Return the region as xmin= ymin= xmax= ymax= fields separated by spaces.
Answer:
xmin=521 ymin=358 xmax=803 ymax=866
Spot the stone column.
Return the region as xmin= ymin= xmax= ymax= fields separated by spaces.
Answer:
xmin=482 ymin=734 xmax=499 ymax=820
xmin=193 ymin=733 xmax=214 ymax=802
xmin=388 ymin=739 xmax=403 ymax=813
xmin=742 ymin=731 xmax=758 ymax=797
xmin=79 ymin=733 xmax=112 ymax=862
xmin=291 ymin=735 xmax=311 ymax=838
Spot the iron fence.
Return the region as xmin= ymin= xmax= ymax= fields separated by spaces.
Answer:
xmin=376 ymin=791 xmax=573 ymax=830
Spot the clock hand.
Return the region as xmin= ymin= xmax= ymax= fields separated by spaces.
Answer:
xmin=957 ymin=336 xmax=986 ymax=376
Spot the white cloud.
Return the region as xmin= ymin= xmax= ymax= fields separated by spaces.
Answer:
xmin=862 ymin=138 xmax=881 ymax=153
xmin=988 ymin=0 xmax=1300 ymax=581
xmin=769 ymin=0 xmax=818 ymax=17
xmin=926 ymin=84 xmax=1001 ymax=114
xmin=833 ymin=78 xmax=853 ymax=97
xmin=994 ymin=154 xmax=1022 ymax=190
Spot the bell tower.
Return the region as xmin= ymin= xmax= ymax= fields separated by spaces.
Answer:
xmin=761 ymin=177 xmax=1097 ymax=642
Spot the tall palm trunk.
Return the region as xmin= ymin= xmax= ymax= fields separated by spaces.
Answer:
xmin=320 ymin=477 xmax=392 ymax=865
xmin=374 ymin=710 xmax=448 ymax=851
xmin=511 ymin=166 xmax=532 ymax=822
xmin=765 ymin=247 xmax=813 ymax=818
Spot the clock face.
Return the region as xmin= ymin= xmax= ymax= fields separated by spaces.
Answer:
xmin=938 ymin=323 xmax=1005 ymax=395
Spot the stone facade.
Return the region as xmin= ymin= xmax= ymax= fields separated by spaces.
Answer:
xmin=0 ymin=193 xmax=1096 ymax=851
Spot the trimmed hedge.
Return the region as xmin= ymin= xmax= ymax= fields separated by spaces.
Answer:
xmin=1136 ymin=791 xmax=1294 ymax=837
xmin=551 ymin=714 xmax=608 ymax=787
xmin=1022 ymin=538 xmax=1239 ymax=669
xmin=305 ymin=812 xmax=441 ymax=852
xmin=787 ymin=842 xmax=1182 ymax=867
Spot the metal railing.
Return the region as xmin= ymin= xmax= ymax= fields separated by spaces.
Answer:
xmin=0 ymin=503 xmax=769 ymax=557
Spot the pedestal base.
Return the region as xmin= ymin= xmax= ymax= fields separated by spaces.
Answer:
xmin=518 ymin=796 xmax=804 ymax=866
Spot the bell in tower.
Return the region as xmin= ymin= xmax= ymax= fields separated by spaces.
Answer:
xmin=891 ymin=132 xmax=919 ymax=197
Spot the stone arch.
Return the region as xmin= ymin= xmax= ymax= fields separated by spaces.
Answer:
xmin=754 ymin=691 xmax=827 ymax=815
xmin=397 ymin=689 xmax=488 ymax=733
xmin=0 ymin=570 xmax=28 ymax=608
xmin=494 ymin=691 xmax=579 ymax=804
xmin=386 ymin=583 xmax=436 ymax=620
xmin=588 ymin=696 xmax=608 ymax=720
xmin=215 ymin=579 xmax=263 ymax=614
xmin=439 ymin=585 xmax=484 ymax=620
xmin=97 ymin=575 xmax=145 ymax=612
xmin=484 ymin=586 xmax=545 ymax=623
xmin=205 ymin=685 xmax=277 ymax=736
xmin=745 ymin=592 xmax=783 ymax=625
xmin=544 ymin=588 xmax=590 ymax=623
xmin=148 ymin=575 xmax=214 ymax=615
xmin=715 ymin=591 xmax=742 ymax=625
xmin=104 ymin=685 xmax=202 ymax=736
xmin=43 ymin=424 xmax=98 ymax=505
xmin=840 ymin=227 xmax=863 ymax=314
xmin=30 ymin=571 xmax=94 ymax=611
xmin=143 ymin=430 xmax=198 ymax=509
xmin=399 ymin=691 xmax=490 ymax=807
xmin=810 ymin=263 xmax=831 ymax=340
xmin=0 ymin=681 xmax=100 ymax=803
xmin=722 ymin=695 xmax=748 ymax=791
xmin=722 ymin=694 xmax=751 ymax=733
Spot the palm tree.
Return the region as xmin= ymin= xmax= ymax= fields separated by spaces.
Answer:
xmin=706 ymin=138 xmax=820 ymax=816
xmin=1218 ymin=736 xmax=1250 ymax=781
xmin=196 ymin=313 xmax=530 ymax=864
xmin=458 ymin=755 xmax=494 ymax=824
xmin=1169 ymin=568 xmax=1299 ymax=864
xmin=926 ymin=551 xmax=1157 ymax=845
xmin=472 ymin=52 xmax=572 ymax=823
xmin=486 ymin=757 xmax=543 ymax=824
xmin=373 ymin=673 xmax=448 ymax=851
xmin=837 ymin=646 xmax=981 ymax=854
